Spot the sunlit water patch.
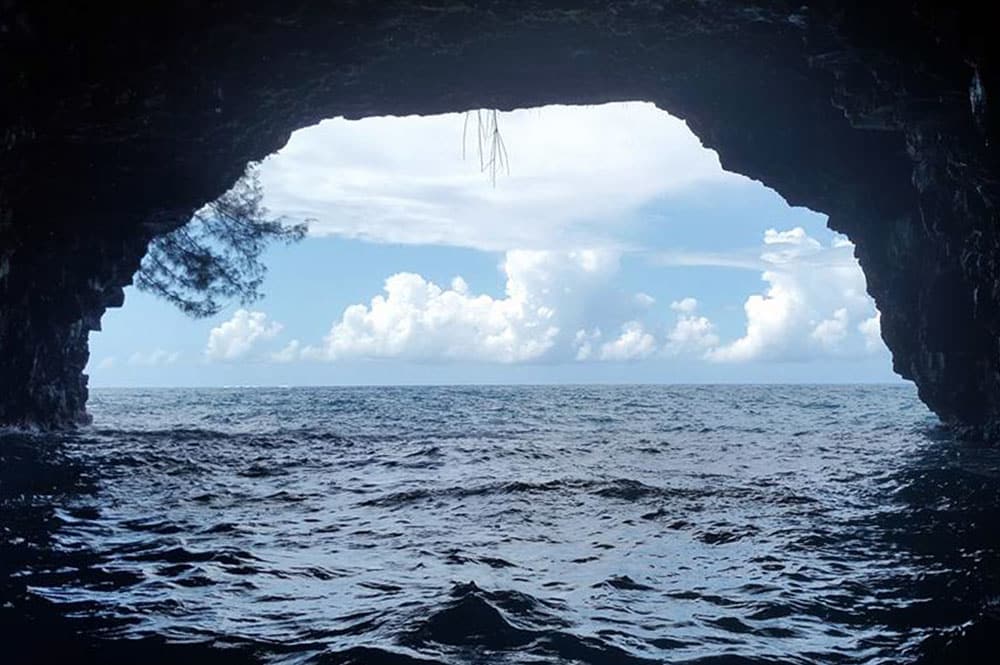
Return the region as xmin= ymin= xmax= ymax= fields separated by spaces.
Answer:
xmin=4 ymin=385 xmax=1000 ymax=664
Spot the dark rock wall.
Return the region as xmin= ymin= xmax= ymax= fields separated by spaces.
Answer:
xmin=1 ymin=1 xmax=998 ymax=435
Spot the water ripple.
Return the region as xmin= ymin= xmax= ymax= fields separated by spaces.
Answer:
xmin=3 ymin=385 xmax=999 ymax=663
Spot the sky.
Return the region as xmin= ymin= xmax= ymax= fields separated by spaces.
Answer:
xmin=87 ymin=102 xmax=899 ymax=387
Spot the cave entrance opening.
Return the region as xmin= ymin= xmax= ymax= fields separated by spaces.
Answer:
xmin=87 ymin=102 xmax=894 ymax=390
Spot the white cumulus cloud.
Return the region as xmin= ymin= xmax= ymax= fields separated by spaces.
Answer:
xmin=308 ymin=249 xmax=622 ymax=363
xmin=709 ymin=227 xmax=885 ymax=362
xmin=664 ymin=299 xmax=720 ymax=357
xmin=205 ymin=310 xmax=283 ymax=361
xmin=599 ymin=321 xmax=657 ymax=361
xmin=670 ymin=297 xmax=699 ymax=314
xmin=271 ymin=340 xmax=302 ymax=363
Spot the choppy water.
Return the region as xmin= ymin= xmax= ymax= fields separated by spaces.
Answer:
xmin=3 ymin=385 xmax=1000 ymax=664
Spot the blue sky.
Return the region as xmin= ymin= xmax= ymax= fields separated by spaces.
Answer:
xmin=87 ymin=102 xmax=899 ymax=387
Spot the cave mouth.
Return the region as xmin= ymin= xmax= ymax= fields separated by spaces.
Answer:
xmin=87 ymin=102 xmax=898 ymax=389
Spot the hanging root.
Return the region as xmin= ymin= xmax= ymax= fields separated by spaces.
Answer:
xmin=462 ymin=109 xmax=510 ymax=186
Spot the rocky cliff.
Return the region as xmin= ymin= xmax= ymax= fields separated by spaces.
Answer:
xmin=2 ymin=1 xmax=999 ymax=435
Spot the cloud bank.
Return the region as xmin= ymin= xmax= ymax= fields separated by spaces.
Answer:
xmin=273 ymin=228 xmax=885 ymax=365
xmin=260 ymin=102 xmax=739 ymax=252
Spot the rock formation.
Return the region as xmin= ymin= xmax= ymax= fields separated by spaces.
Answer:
xmin=2 ymin=2 xmax=998 ymax=435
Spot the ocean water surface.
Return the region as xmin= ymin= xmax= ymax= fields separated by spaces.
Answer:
xmin=3 ymin=385 xmax=1000 ymax=664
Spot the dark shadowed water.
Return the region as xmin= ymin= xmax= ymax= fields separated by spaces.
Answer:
xmin=3 ymin=385 xmax=1000 ymax=664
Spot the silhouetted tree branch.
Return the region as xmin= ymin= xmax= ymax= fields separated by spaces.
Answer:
xmin=135 ymin=165 xmax=307 ymax=317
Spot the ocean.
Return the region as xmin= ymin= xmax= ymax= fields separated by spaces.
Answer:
xmin=3 ymin=385 xmax=999 ymax=664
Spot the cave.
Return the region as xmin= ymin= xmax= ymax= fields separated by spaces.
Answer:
xmin=1 ymin=2 xmax=998 ymax=436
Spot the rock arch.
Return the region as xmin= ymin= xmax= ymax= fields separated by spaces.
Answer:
xmin=2 ymin=2 xmax=997 ymax=435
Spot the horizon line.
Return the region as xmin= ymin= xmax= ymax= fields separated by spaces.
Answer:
xmin=90 ymin=380 xmax=910 ymax=390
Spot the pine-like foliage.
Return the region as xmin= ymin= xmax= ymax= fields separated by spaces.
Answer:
xmin=135 ymin=165 xmax=306 ymax=317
